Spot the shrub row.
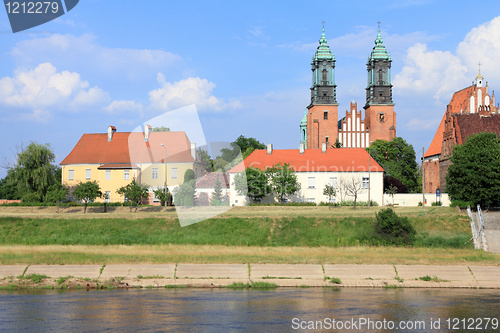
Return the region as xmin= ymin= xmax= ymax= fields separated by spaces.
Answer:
xmin=249 ymin=200 xmax=379 ymax=207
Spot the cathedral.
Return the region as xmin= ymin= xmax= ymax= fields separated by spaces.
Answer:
xmin=300 ymin=27 xmax=396 ymax=149
xmin=423 ymin=71 xmax=500 ymax=193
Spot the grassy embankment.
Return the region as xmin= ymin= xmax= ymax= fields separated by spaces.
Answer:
xmin=0 ymin=206 xmax=498 ymax=265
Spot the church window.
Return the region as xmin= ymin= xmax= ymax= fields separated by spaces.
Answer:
xmin=378 ymin=69 xmax=384 ymax=84
xmin=322 ymin=69 xmax=327 ymax=82
xmin=323 ymin=111 xmax=328 ymax=120
xmin=378 ymin=113 xmax=385 ymax=122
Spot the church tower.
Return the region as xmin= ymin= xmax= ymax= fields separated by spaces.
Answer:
xmin=364 ymin=27 xmax=396 ymax=143
xmin=306 ymin=27 xmax=339 ymax=149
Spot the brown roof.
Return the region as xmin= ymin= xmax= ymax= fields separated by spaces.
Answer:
xmin=196 ymin=172 xmax=229 ymax=188
xmin=454 ymin=113 xmax=500 ymax=145
xmin=61 ymin=131 xmax=195 ymax=165
xmin=228 ymin=148 xmax=384 ymax=173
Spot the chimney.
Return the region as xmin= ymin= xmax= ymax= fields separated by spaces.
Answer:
xmin=322 ymin=142 xmax=327 ymax=153
xmin=144 ymin=125 xmax=152 ymax=142
xmin=191 ymin=143 xmax=196 ymax=160
xmin=107 ymin=126 xmax=116 ymax=141
xmin=299 ymin=143 xmax=305 ymax=154
xmin=267 ymin=144 xmax=273 ymax=155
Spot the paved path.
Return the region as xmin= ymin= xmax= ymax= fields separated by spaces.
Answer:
xmin=1 ymin=264 xmax=498 ymax=288
xmin=484 ymin=212 xmax=500 ymax=253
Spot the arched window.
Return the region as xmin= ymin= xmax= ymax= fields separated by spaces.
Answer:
xmin=322 ymin=69 xmax=327 ymax=82
xmin=378 ymin=69 xmax=384 ymax=84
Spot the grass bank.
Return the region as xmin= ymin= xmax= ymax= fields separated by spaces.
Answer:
xmin=0 ymin=244 xmax=497 ymax=265
xmin=0 ymin=212 xmax=472 ymax=248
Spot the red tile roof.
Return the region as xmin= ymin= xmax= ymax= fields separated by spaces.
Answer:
xmin=228 ymin=148 xmax=384 ymax=173
xmin=424 ymin=115 xmax=445 ymax=158
xmin=424 ymin=85 xmax=476 ymax=158
xmin=97 ymin=164 xmax=140 ymax=169
xmin=61 ymin=131 xmax=195 ymax=165
xmin=196 ymin=172 xmax=229 ymax=188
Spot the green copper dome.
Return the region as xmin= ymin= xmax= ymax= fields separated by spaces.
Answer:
xmin=369 ymin=29 xmax=391 ymax=61
xmin=314 ymin=28 xmax=335 ymax=61
xmin=301 ymin=109 xmax=307 ymax=125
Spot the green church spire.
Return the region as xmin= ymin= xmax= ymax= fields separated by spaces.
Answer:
xmin=369 ymin=27 xmax=391 ymax=61
xmin=314 ymin=27 xmax=335 ymax=61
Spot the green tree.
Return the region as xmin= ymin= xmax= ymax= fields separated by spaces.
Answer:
xmin=210 ymin=177 xmax=224 ymax=206
xmin=153 ymin=126 xmax=170 ymax=132
xmin=386 ymin=185 xmax=398 ymax=207
xmin=117 ymin=179 xmax=150 ymax=212
xmin=11 ymin=142 xmax=59 ymax=199
xmin=0 ymin=170 xmax=20 ymax=200
xmin=174 ymin=169 xmax=196 ymax=206
xmin=73 ymin=181 xmax=102 ymax=213
xmin=366 ymin=137 xmax=420 ymax=193
xmin=233 ymin=166 xmax=270 ymax=203
xmin=45 ymin=183 xmax=69 ymax=213
xmin=331 ymin=139 xmax=342 ymax=148
xmin=446 ymin=132 xmax=500 ymax=208
xmin=153 ymin=186 xmax=172 ymax=206
xmin=199 ymin=149 xmax=213 ymax=172
xmin=323 ymin=184 xmax=337 ymax=209
xmin=265 ymin=163 xmax=301 ymax=203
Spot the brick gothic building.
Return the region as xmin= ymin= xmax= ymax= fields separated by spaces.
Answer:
xmin=423 ymin=72 xmax=500 ymax=193
xmin=300 ymin=28 xmax=396 ymax=149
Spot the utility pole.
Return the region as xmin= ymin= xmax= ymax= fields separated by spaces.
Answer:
xmin=161 ymin=143 xmax=168 ymax=207
xmin=422 ymin=147 xmax=425 ymax=212
xmin=368 ymin=153 xmax=371 ymax=207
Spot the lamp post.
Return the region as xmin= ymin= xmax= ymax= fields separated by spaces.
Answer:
xmin=161 ymin=143 xmax=168 ymax=207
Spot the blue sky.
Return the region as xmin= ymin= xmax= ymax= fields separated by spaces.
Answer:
xmin=2 ymin=0 xmax=500 ymax=178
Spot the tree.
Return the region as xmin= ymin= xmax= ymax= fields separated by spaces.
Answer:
xmin=73 ymin=181 xmax=102 ymax=213
xmin=10 ymin=142 xmax=59 ymax=200
xmin=199 ymin=149 xmax=213 ymax=172
xmin=153 ymin=126 xmax=170 ymax=132
xmin=153 ymin=186 xmax=172 ymax=206
xmin=366 ymin=137 xmax=420 ymax=193
xmin=234 ymin=135 xmax=266 ymax=154
xmin=210 ymin=177 xmax=224 ymax=206
xmin=265 ymin=163 xmax=301 ymax=203
xmin=174 ymin=169 xmax=196 ymax=206
xmin=386 ymin=185 xmax=398 ymax=207
xmin=323 ymin=184 xmax=337 ymax=209
xmin=331 ymin=139 xmax=342 ymax=148
xmin=344 ymin=176 xmax=364 ymax=210
xmin=0 ymin=170 xmax=20 ymax=200
xmin=446 ymin=132 xmax=500 ymax=208
xmin=45 ymin=183 xmax=68 ymax=213
xmin=117 ymin=179 xmax=150 ymax=212
xmin=233 ymin=166 xmax=270 ymax=203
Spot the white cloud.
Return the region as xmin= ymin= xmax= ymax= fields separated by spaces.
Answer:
xmin=105 ymin=100 xmax=143 ymax=115
xmin=405 ymin=117 xmax=441 ymax=131
xmin=394 ymin=16 xmax=500 ymax=101
xmin=149 ymin=74 xmax=242 ymax=112
xmin=394 ymin=43 xmax=467 ymax=100
xmin=0 ymin=63 xmax=109 ymax=120
xmin=11 ymin=34 xmax=183 ymax=81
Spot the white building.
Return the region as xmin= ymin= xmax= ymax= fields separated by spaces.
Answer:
xmin=228 ymin=144 xmax=384 ymax=206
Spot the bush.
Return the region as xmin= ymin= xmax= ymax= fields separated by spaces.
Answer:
xmin=375 ymin=208 xmax=416 ymax=246
xmin=450 ymin=200 xmax=473 ymax=209
xmin=431 ymin=201 xmax=442 ymax=206
xmin=248 ymin=202 xmax=317 ymax=206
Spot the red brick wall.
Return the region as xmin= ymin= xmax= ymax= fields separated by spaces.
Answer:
xmin=306 ymin=104 xmax=338 ymax=149
xmin=365 ymin=105 xmax=396 ymax=143
xmin=423 ymin=158 xmax=440 ymax=193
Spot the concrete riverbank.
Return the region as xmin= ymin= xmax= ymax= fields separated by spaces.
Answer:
xmin=1 ymin=264 xmax=498 ymax=289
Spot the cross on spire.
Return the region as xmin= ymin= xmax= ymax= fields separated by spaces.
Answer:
xmin=377 ymin=21 xmax=381 ymax=31
xmin=322 ymin=21 xmax=325 ymax=29
xmin=478 ymin=61 xmax=481 ymax=73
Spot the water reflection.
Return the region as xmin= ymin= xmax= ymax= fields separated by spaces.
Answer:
xmin=0 ymin=288 xmax=498 ymax=332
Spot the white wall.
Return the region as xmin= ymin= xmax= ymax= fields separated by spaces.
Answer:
xmin=229 ymin=171 xmax=384 ymax=206
xmin=386 ymin=193 xmax=450 ymax=207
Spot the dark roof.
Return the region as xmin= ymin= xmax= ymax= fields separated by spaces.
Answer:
xmin=196 ymin=172 xmax=229 ymax=188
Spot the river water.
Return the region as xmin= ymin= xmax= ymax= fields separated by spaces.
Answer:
xmin=0 ymin=288 xmax=498 ymax=332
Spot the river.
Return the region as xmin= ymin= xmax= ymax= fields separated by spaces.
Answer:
xmin=0 ymin=288 xmax=498 ymax=332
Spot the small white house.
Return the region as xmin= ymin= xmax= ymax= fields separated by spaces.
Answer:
xmin=228 ymin=144 xmax=384 ymax=206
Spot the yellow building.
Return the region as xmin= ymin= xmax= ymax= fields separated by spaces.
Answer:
xmin=60 ymin=125 xmax=205 ymax=203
